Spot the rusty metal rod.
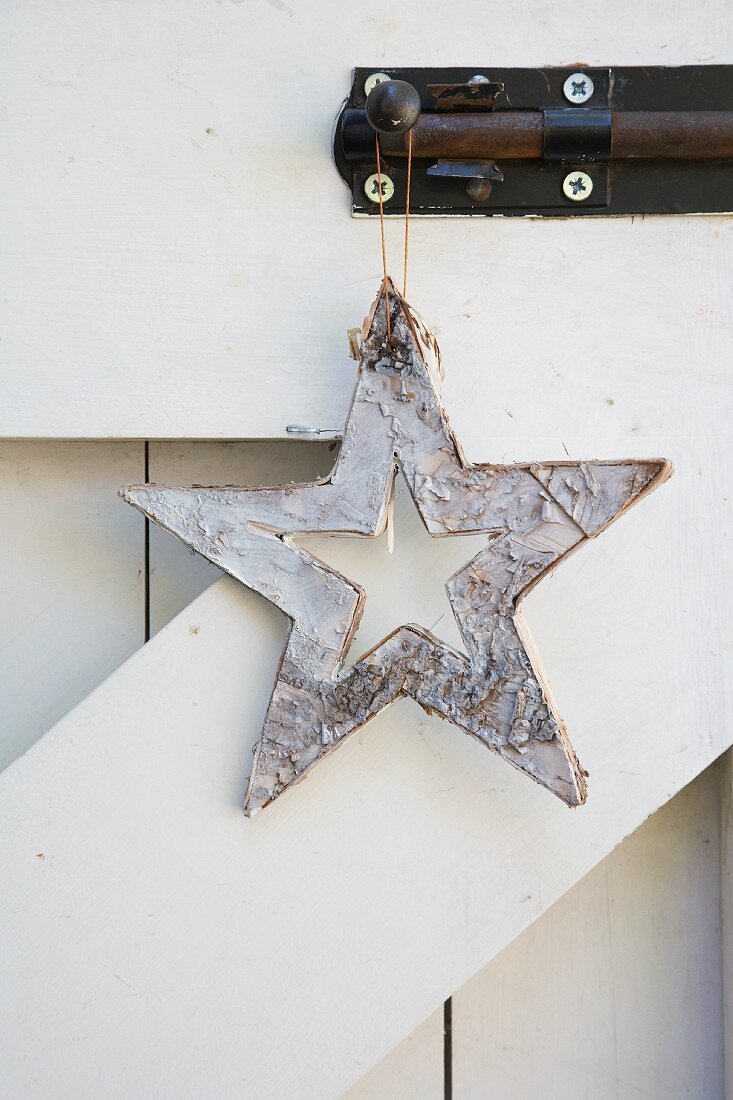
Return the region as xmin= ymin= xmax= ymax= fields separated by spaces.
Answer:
xmin=380 ymin=111 xmax=733 ymax=159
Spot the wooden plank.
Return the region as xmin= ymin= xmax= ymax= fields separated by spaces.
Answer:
xmin=0 ymin=409 xmax=729 ymax=1094
xmin=0 ymin=438 xmax=440 ymax=1095
xmin=150 ymin=441 xmax=446 ymax=1098
xmin=2 ymin=437 xmax=724 ymax=1095
xmin=148 ymin=441 xmax=335 ymax=635
xmin=452 ymin=763 xmax=724 ymax=1099
xmin=0 ymin=441 xmax=144 ymax=771
xmin=344 ymin=1010 xmax=444 ymax=1100
xmin=721 ymin=751 xmax=733 ymax=1099
xmin=2 ymin=0 xmax=731 ymax=437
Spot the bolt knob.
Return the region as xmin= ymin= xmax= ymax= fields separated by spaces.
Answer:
xmin=365 ymin=79 xmax=421 ymax=134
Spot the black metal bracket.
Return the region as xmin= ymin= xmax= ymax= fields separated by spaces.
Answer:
xmin=333 ymin=66 xmax=733 ymax=216
xmin=543 ymin=108 xmax=612 ymax=162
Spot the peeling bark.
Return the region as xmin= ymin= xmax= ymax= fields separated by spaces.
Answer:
xmin=121 ymin=279 xmax=671 ymax=816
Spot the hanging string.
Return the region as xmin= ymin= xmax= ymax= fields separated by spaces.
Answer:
xmin=374 ymin=125 xmax=412 ymax=558
xmin=402 ymin=129 xmax=413 ymax=299
xmin=374 ymin=134 xmax=391 ymax=342
xmin=375 ymin=127 xmax=414 ymax=342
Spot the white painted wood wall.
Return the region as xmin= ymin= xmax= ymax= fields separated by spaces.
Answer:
xmin=1 ymin=442 xmax=726 ymax=1097
xmin=2 ymin=0 xmax=732 ymax=1094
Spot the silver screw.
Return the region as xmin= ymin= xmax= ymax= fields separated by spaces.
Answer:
xmin=563 ymin=72 xmax=594 ymax=104
xmin=364 ymin=72 xmax=391 ymax=97
xmin=364 ymin=172 xmax=395 ymax=204
xmin=562 ymin=171 xmax=593 ymax=201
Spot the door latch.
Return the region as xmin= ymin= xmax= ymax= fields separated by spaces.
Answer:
xmin=333 ymin=66 xmax=733 ymax=216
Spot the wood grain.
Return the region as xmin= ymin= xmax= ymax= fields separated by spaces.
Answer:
xmin=0 ymin=414 xmax=728 ymax=1096
xmin=0 ymin=442 xmax=145 ymax=770
xmin=0 ymin=437 xmax=726 ymax=1098
xmin=453 ymin=764 xmax=724 ymax=1099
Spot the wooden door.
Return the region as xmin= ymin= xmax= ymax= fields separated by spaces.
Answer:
xmin=1 ymin=1 xmax=732 ymax=1095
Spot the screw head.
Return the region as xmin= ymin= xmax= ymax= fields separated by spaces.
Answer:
xmin=562 ymin=171 xmax=593 ymax=202
xmin=563 ymin=72 xmax=594 ymax=104
xmin=364 ymin=172 xmax=395 ymax=204
xmin=466 ymin=178 xmax=494 ymax=203
xmin=364 ymin=72 xmax=391 ymax=97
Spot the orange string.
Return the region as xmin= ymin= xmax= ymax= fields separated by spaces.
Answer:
xmin=375 ymin=134 xmax=391 ymax=342
xmin=375 ymin=128 xmax=413 ymax=339
xmin=403 ymin=129 xmax=412 ymax=298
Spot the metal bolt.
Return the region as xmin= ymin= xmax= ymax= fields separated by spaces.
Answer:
xmin=364 ymin=72 xmax=391 ymax=97
xmin=364 ymin=172 xmax=395 ymax=203
xmin=563 ymin=72 xmax=594 ymax=104
xmin=562 ymin=170 xmax=593 ymax=201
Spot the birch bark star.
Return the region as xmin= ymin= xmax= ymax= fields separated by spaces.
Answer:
xmin=121 ymin=279 xmax=671 ymax=816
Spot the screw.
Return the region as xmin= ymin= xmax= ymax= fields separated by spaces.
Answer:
xmin=364 ymin=172 xmax=395 ymax=204
xmin=562 ymin=171 xmax=593 ymax=201
xmin=364 ymin=72 xmax=391 ymax=97
xmin=563 ymin=72 xmax=594 ymax=104
xmin=466 ymin=178 xmax=494 ymax=203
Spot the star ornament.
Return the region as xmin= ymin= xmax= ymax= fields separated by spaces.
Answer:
xmin=122 ymin=280 xmax=671 ymax=816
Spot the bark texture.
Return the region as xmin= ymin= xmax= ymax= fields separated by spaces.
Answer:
xmin=121 ymin=280 xmax=670 ymax=815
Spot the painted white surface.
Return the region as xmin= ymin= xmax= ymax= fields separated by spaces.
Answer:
xmin=147 ymin=441 xmax=335 ymax=634
xmin=150 ymin=441 xmax=448 ymax=1098
xmin=0 ymin=442 xmax=144 ymax=771
xmin=453 ymin=763 xmax=725 ymax=1100
xmin=0 ymin=441 xmax=730 ymax=1096
xmin=2 ymin=0 xmax=732 ymax=438
xmin=0 ymin=439 xmax=438 ymax=1097
xmin=149 ymin=442 xmax=731 ymax=1096
xmin=344 ymin=1009 xmax=444 ymax=1100
xmin=722 ymin=753 xmax=733 ymax=1100
xmin=0 ymin=413 xmax=730 ymax=1096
